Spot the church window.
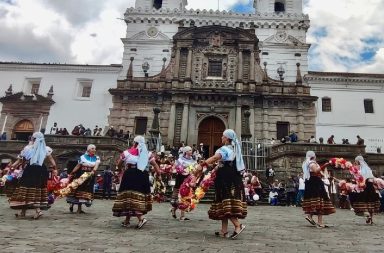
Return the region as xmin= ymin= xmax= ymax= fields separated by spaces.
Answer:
xmin=134 ymin=117 xmax=148 ymax=135
xmin=178 ymin=48 xmax=188 ymax=78
xmin=364 ymin=99 xmax=374 ymax=113
xmin=274 ymin=1 xmax=285 ymax=13
xmin=242 ymin=51 xmax=251 ymax=81
xmin=31 ymin=83 xmax=40 ymax=94
xmin=321 ymin=97 xmax=331 ymax=112
xmin=82 ymin=86 xmax=92 ymax=98
xmin=24 ymin=78 xmax=41 ymax=95
xmin=208 ymin=60 xmax=223 ymax=77
xmin=276 ymin=121 xmax=289 ymax=140
xmin=76 ymin=79 xmax=93 ymax=99
xmin=153 ymin=0 xmax=163 ymax=10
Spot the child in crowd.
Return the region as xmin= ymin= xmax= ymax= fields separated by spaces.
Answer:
xmin=269 ymin=189 xmax=279 ymax=206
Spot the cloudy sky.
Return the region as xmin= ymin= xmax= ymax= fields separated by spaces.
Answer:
xmin=0 ymin=0 xmax=383 ymax=73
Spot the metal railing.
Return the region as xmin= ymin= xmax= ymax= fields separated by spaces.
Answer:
xmin=241 ymin=139 xmax=272 ymax=173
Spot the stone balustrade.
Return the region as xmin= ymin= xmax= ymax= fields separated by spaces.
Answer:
xmin=1 ymin=138 xmax=383 ymax=178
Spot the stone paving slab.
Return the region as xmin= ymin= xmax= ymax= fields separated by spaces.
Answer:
xmin=0 ymin=197 xmax=383 ymax=253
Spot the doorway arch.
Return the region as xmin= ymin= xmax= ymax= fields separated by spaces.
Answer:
xmin=13 ymin=119 xmax=34 ymax=141
xmin=197 ymin=116 xmax=225 ymax=156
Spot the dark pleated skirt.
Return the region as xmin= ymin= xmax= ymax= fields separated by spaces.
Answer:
xmin=208 ymin=161 xmax=247 ymax=220
xmin=9 ymin=164 xmax=50 ymax=210
xmin=66 ymin=169 xmax=95 ymax=207
xmin=352 ymin=180 xmax=380 ymax=215
xmin=302 ymin=175 xmax=335 ymax=215
xmin=112 ymin=168 xmax=152 ymax=217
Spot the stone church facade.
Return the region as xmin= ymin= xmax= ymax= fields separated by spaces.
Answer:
xmin=108 ymin=24 xmax=316 ymax=154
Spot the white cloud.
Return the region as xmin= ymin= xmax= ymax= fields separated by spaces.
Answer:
xmin=306 ymin=0 xmax=384 ymax=73
xmin=0 ymin=0 xmax=383 ymax=74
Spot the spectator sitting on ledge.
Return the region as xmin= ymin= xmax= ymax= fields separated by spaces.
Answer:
xmin=327 ymin=135 xmax=335 ymax=144
xmin=289 ymin=131 xmax=298 ymax=143
xmin=309 ymin=136 xmax=317 ymax=143
xmin=356 ymin=135 xmax=364 ymax=145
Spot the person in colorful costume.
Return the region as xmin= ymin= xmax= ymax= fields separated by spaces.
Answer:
xmin=170 ymin=146 xmax=197 ymax=221
xmin=67 ymin=144 xmax=100 ymax=214
xmin=195 ymin=129 xmax=247 ymax=239
xmin=352 ymin=156 xmax=380 ymax=224
xmin=112 ymin=136 xmax=161 ymax=229
xmin=302 ymin=151 xmax=335 ymax=228
xmin=9 ymin=132 xmax=56 ymax=219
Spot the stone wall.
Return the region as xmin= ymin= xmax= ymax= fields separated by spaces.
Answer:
xmin=266 ymin=143 xmax=384 ymax=180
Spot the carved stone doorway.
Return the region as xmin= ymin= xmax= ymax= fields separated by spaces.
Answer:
xmin=198 ymin=116 xmax=225 ymax=156
xmin=13 ymin=119 xmax=34 ymax=141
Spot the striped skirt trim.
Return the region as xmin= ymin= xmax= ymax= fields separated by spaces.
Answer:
xmin=9 ymin=186 xmax=50 ymax=210
xmin=208 ymin=199 xmax=247 ymax=220
xmin=112 ymin=190 xmax=152 ymax=217
xmin=302 ymin=197 xmax=335 ymax=215
xmin=353 ymin=201 xmax=380 ymax=214
xmin=66 ymin=191 xmax=94 ymax=206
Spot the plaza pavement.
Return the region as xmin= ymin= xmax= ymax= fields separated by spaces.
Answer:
xmin=0 ymin=197 xmax=382 ymax=253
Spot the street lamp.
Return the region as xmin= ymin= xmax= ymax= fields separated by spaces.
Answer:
xmin=142 ymin=62 xmax=150 ymax=89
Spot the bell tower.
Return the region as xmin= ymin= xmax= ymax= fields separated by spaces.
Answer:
xmin=253 ymin=0 xmax=303 ymax=14
xmin=135 ymin=0 xmax=187 ymax=10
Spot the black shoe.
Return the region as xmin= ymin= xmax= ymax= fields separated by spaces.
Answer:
xmin=230 ymin=224 xmax=246 ymax=239
xmin=69 ymin=206 xmax=74 ymax=213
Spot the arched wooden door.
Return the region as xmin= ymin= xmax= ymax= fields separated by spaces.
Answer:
xmin=198 ymin=117 xmax=225 ymax=156
xmin=13 ymin=119 xmax=34 ymax=141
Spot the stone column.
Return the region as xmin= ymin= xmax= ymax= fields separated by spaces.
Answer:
xmin=180 ymin=103 xmax=189 ymax=143
xmin=250 ymin=51 xmax=255 ymax=81
xmin=186 ymin=48 xmax=193 ymax=79
xmin=235 ymin=105 xmax=242 ymax=137
xmin=38 ymin=114 xmax=44 ymax=131
xmin=297 ymin=105 xmax=304 ymax=140
xmin=237 ymin=50 xmax=243 ymax=81
xmin=249 ymin=107 xmax=255 ymax=141
xmin=173 ymin=47 xmax=181 ymax=79
xmin=167 ymin=103 xmax=176 ymax=145
xmin=1 ymin=113 xmax=8 ymax=134
xmin=262 ymin=109 xmax=269 ymax=140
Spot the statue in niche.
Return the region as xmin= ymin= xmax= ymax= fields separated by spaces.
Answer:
xmin=209 ymin=31 xmax=223 ymax=47
xmin=202 ymin=62 xmax=207 ymax=79
xmin=222 ymin=62 xmax=227 ymax=79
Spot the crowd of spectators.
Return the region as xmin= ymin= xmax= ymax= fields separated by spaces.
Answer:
xmin=47 ymin=123 xmax=132 ymax=141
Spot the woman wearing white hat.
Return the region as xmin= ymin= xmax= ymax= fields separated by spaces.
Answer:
xmin=67 ymin=144 xmax=101 ymax=214
xmin=195 ymin=129 xmax=247 ymax=239
xmin=9 ymin=132 xmax=56 ymax=219
xmin=170 ymin=145 xmax=197 ymax=221
xmin=302 ymin=151 xmax=335 ymax=228
xmin=353 ymin=156 xmax=380 ymax=224
xmin=112 ymin=136 xmax=161 ymax=229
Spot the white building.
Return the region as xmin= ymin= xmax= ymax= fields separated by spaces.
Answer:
xmin=0 ymin=63 xmax=121 ymax=138
xmin=306 ymin=71 xmax=384 ymax=153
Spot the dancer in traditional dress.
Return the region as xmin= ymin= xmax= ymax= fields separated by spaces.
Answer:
xmin=9 ymin=132 xmax=56 ymax=219
xmin=170 ymin=146 xmax=197 ymax=221
xmin=302 ymin=151 xmax=335 ymax=228
xmin=112 ymin=136 xmax=161 ymax=229
xmin=196 ymin=129 xmax=247 ymax=239
xmin=67 ymin=144 xmax=100 ymax=214
xmin=352 ymin=156 xmax=380 ymax=224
